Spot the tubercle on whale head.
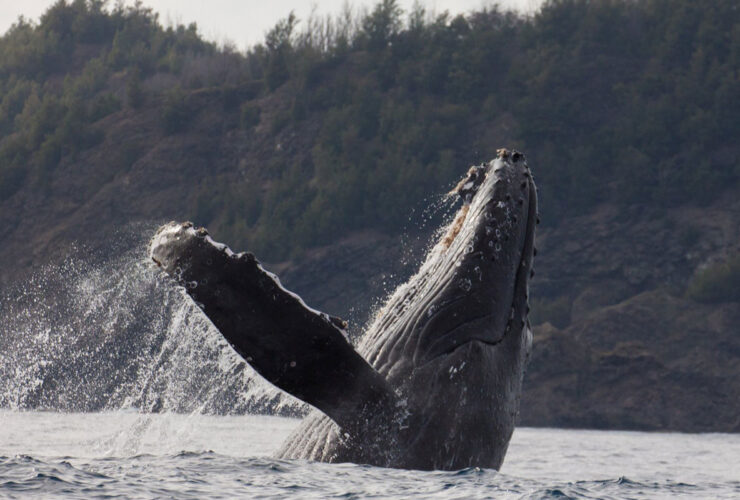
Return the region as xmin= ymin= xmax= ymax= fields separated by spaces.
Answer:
xmin=440 ymin=149 xmax=528 ymax=249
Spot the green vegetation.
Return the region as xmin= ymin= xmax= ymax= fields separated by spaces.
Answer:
xmin=687 ymin=254 xmax=740 ymax=303
xmin=161 ymin=86 xmax=192 ymax=134
xmin=0 ymin=0 xmax=216 ymax=200
xmin=240 ymin=103 xmax=261 ymax=130
xmin=0 ymin=0 xmax=737 ymax=259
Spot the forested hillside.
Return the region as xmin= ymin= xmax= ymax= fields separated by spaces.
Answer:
xmin=1 ymin=0 xmax=737 ymax=255
xmin=0 ymin=0 xmax=738 ymax=431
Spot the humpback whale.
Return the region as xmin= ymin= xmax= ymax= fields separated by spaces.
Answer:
xmin=149 ymin=149 xmax=537 ymax=470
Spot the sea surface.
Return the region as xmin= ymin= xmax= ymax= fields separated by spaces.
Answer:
xmin=1 ymin=411 xmax=738 ymax=499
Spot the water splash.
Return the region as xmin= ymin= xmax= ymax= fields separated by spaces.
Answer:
xmin=0 ymin=229 xmax=303 ymax=417
xmin=364 ymin=191 xmax=460 ymax=335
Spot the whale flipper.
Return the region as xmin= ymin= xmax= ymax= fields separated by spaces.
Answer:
xmin=150 ymin=223 xmax=397 ymax=433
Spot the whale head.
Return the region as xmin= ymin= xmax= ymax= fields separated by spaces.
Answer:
xmin=358 ymin=149 xmax=537 ymax=469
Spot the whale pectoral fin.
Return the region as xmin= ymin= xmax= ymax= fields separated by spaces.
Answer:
xmin=149 ymin=222 xmax=397 ymax=432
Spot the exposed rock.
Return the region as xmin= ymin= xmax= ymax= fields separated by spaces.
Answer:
xmin=522 ymin=290 xmax=740 ymax=432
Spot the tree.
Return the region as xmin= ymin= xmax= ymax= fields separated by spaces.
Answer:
xmin=264 ymin=12 xmax=298 ymax=90
xmin=361 ymin=0 xmax=403 ymax=50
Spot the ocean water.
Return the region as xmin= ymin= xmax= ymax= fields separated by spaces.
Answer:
xmin=1 ymin=411 xmax=738 ymax=499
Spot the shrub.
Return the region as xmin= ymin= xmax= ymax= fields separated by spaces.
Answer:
xmin=160 ymin=86 xmax=193 ymax=134
xmin=0 ymin=164 xmax=26 ymax=201
xmin=687 ymin=255 xmax=740 ymax=303
xmin=89 ymin=93 xmax=121 ymax=121
xmin=269 ymin=108 xmax=291 ymax=135
xmin=240 ymin=102 xmax=261 ymax=129
xmin=125 ymin=69 xmax=145 ymax=108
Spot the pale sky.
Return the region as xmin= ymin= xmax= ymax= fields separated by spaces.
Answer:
xmin=0 ymin=0 xmax=542 ymax=50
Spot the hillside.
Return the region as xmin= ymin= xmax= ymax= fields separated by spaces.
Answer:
xmin=0 ymin=0 xmax=738 ymax=431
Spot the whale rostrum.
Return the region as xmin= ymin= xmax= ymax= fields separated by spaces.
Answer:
xmin=149 ymin=148 xmax=538 ymax=470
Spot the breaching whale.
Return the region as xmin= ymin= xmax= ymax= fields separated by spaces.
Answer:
xmin=149 ymin=149 xmax=537 ymax=470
